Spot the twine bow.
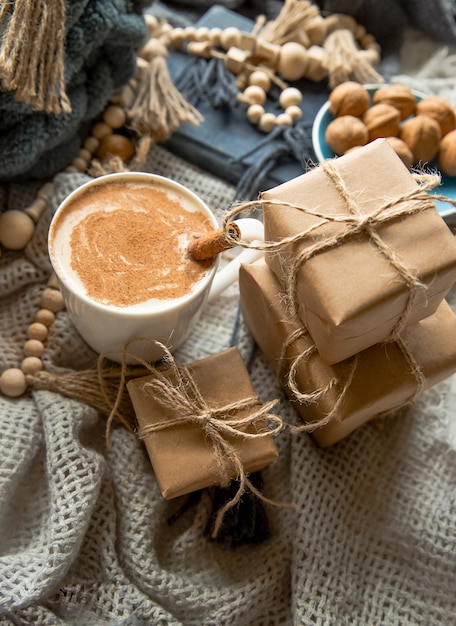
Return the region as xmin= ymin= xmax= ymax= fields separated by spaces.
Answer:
xmin=136 ymin=343 xmax=285 ymax=538
xmin=222 ymin=159 xmax=456 ymax=430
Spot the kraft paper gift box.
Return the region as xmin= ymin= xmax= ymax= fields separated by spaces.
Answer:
xmin=239 ymin=259 xmax=456 ymax=447
xmin=127 ymin=347 xmax=279 ymax=499
xmin=261 ymin=138 xmax=456 ymax=364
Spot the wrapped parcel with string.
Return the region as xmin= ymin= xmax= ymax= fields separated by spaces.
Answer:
xmin=127 ymin=347 xmax=280 ymax=499
xmin=239 ymin=259 xmax=456 ymax=447
xmin=260 ymin=139 xmax=456 ymax=364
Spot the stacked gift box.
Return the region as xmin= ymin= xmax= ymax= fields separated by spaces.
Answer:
xmin=240 ymin=139 xmax=456 ymax=447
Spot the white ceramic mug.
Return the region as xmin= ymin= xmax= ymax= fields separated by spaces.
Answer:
xmin=48 ymin=172 xmax=263 ymax=363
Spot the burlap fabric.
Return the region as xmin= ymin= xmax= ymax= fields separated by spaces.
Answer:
xmin=1 ymin=139 xmax=456 ymax=625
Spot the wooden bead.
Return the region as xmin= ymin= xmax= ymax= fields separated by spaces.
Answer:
xmin=21 ymin=356 xmax=43 ymax=375
xmin=253 ymin=40 xmax=280 ymax=65
xmin=170 ymin=27 xmax=185 ymax=49
xmin=195 ymin=26 xmax=210 ymax=42
xmin=259 ymin=113 xmax=276 ymax=133
xmin=278 ymin=42 xmax=308 ymax=81
xmin=0 ymin=210 xmax=35 ymax=250
xmin=91 ymin=122 xmax=113 ymax=140
xmin=78 ymin=148 xmax=92 ymax=162
xmin=305 ymin=46 xmax=328 ymax=82
xmin=64 ymin=165 xmax=79 ymax=173
xmin=103 ymin=105 xmax=127 ymax=130
xmin=95 ymin=134 xmax=135 ymax=163
xmin=279 ymin=87 xmax=303 ymax=108
xmin=37 ymin=182 xmax=55 ymax=201
xmin=27 ymin=322 xmax=48 ymax=342
xmin=183 ymin=26 xmax=197 ymax=42
xmin=225 ymin=46 xmax=248 ymax=74
xmin=243 ymin=85 xmax=266 ymax=105
xmin=35 ymin=308 xmax=56 ymax=327
xmin=40 ymin=288 xmax=65 ymax=312
xmin=72 ymin=156 xmax=88 ymax=172
xmin=276 ymin=112 xmax=293 ymax=126
xmin=285 ymin=105 xmax=303 ymax=122
xmin=23 ymin=339 xmax=45 ymax=358
xmin=208 ymin=27 xmax=222 ymax=47
xmin=187 ymin=41 xmax=213 ymax=59
xmin=84 ymin=136 xmax=100 ymax=154
xmin=306 ymin=16 xmax=327 ymax=45
xmin=220 ymin=26 xmax=241 ymax=50
xmin=0 ymin=368 xmax=27 ymax=397
xmin=117 ymin=85 xmax=135 ymax=109
xmin=24 ymin=197 xmax=47 ymax=223
xmin=248 ymin=70 xmax=271 ymax=92
xmin=247 ymin=104 xmax=265 ymax=124
xmin=239 ymin=32 xmax=256 ymax=52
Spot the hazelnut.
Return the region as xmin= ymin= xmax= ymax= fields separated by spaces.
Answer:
xmin=325 ymin=115 xmax=369 ymax=155
xmin=438 ymin=129 xmax=456 ymax=176
xmin=372 ymin=84 xmax=416 ymax=120
xmin=329 ymin=81 xmax=370 ymax=117
xmin=416 ymin=96 xmax=456 ymax=137
xmin=399 ymin=114 xmax=441 ymax=164
xmin=385 ymin=137 xmax=414 ymax=169
xmin=362 ymin=103 xmax=401 ymax=141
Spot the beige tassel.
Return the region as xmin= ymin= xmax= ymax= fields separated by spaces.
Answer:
xmin=128 ymin=39 xmax=203 ymax=142
xmin=27 ymin=365 xmax=151 ymax=435
xmin=0 ymin=0 xmax=71 ymax=114
xmin=258 ymin=0 xmax=318 ymax=46
xmin=323 ymin=29 xmax=383 ymax=89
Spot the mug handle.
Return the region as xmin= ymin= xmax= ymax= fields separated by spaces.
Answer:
xmin=208 ymin=218 xmax=264 ymax=302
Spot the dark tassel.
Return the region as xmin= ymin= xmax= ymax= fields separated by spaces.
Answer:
xmin=235 ymin=120 xmax=315 ymax=200
xmin=204 ymin=472 xmax=271 ymax=548
xmin=175 ymin=56 xmax=238 ymax=109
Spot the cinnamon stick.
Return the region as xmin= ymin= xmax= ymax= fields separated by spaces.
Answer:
xmin=188 ymin=221 xmax=241 ymax=261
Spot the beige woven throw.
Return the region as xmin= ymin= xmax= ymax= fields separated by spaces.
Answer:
xmin=1 ymin=141 xmax=456 ymax=625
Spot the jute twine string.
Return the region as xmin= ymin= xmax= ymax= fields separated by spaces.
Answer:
xmin=221 ymin=165 xmax=456 ymax=428
xmin=277 ymin=326 xmax=359 ymax=432
xmin=133 ymin=343 xmax=288 ymax=538
xmin=323 ymin=28 xmax=383 ymax=88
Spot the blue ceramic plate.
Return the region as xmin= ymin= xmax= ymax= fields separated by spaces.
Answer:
xmin=311 ymin=84 xmax=456 ymax=218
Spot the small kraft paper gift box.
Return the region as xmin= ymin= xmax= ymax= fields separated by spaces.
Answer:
xmin=127 ymin=346 xmax=280 ymax=499
xmin=239 ymin=259 xmax=456 ymax=447
xmin=261 ymin=138 xmax=456 ymax=364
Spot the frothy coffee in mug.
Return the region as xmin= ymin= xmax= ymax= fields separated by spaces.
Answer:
xmin=49 ymin=181 xmax=215 ymax=310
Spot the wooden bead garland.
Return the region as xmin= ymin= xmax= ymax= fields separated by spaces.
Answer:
xmin=0 ymin=97 xmax=136 ymax=398
xmin=141 ymin=0 xmax=383 ymax=133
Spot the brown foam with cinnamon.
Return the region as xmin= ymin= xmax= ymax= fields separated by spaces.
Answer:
xmin=65 ymin=182 xmax=214 ymax=308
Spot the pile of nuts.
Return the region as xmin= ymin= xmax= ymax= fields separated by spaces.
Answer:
xmin=325 ymin=82 xmax=456 ymax=176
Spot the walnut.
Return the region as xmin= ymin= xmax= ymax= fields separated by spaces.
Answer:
xmin=329 ymin=81 xmax=370 ymax=117
xmin=385 ymin=136 xmax=414 ymax=169
xmin=439 ymin=129 xmax=456 ymax=176
xmin=372 ymin=84 xmax=416 ymax=120
xmin=416 ymin=96 xmax=456 ymax=137
xmin=399 ymin=114 xmax=441 ymax=164
xmin=325 ymin=115 xmax=369 ymax=155
xmin=362 ymin=103 xmax=401 ymax=141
